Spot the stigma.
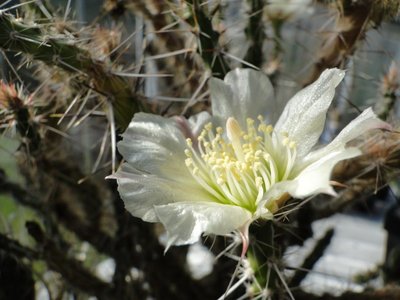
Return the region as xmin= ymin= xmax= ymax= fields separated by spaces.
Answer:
xmin=184 ymin=116 xmax=297 ymax=213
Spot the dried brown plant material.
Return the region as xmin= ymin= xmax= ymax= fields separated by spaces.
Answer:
xmin=0 ymin=81 xmax=26 ymax=111
xmin=306 ymin=0 xmax=400 ymax=85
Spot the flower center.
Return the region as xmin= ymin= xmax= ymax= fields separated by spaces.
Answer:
xmin=184 ymin=116 xmax=297 ymax=213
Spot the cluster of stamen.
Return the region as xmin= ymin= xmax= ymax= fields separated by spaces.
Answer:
xmin=184 ymin=116 xmax=297 ymax=212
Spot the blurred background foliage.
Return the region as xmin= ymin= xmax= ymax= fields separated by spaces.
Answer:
xmin=0 ymin=0 xmax=400 ymax=299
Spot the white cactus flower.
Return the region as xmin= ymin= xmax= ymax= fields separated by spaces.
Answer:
xmin=265 ymin=0 xmax=313 ymax=21
xmin=110 ymin=68 xmax=388 ymax=249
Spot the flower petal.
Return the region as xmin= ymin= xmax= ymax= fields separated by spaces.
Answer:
xmin=274 ymin=68 xmax=345 ymax=157
xmin=210 ymin=68 xmax=275 ymax=128
xmin=118 ymin=112 xmax=187 ymax=177
xmin=110 ymin=164 xmax=211 ymax=222
xmin=286 ymin=147 xmax=361 ymax=199
xmin=304 ymin=108 xmax=390 ymax=163
xmin=155 ymin=202 xmax=252 ymax=247
xmin=188 ymin=111 xmax=212 ymax=136
xmin=260 ymin=147 xmax=360 ymax=211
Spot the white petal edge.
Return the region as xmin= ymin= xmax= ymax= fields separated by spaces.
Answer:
xmin=118 ymin=112 xmax=187 ymax=177
xmin=210 ymin=68 xmax=275 ymax=128
xmin=109 ymin=164 xmax=211 ymax=223
xmin=188 ymin=111 xmax=212 ymax=136
xmin=274 ymin=68 xmax=345 ymax=157
xmin=154 ymin=202 xmax=252 ymax=248
xmin=304 ymin=107 xmax=391 ymax=163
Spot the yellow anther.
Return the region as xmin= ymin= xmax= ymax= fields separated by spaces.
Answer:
xmin=266 ymin=125 xmax=273 ymax=133
xmin=245 ymin=153 xmax=253 ymax=162
xmin=289 ymin=141 xmax=296 ymax=149
xmin=185 ymin=158 xmax=193 ymax=167
xmin=282 ymin=137 xmax=290 ymax=146
xmin=257 ymin=115 xmax=264 ymax=121
xmin=186 ymin=138 xmax=193 ymax=147
xmin=253 ymin=162 xmax=261 ymax=170
xmin=184 ymin=149 xmax=192 ymax=157
xmin=247 ymin=118 xmax=255 ymax=125
xmin=205 ymin=123 xmax=212 ymax=131
xmin=216 ymin=127 xmax=223 ymax=134
xmin=217 ymin=177 xmax=225 ymax=185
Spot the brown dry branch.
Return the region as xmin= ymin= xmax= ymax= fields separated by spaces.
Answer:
xmin=0 ymin=11 xmax=145 ymax=130
xmin=375 ymin=62 xmax=400 ymax=121
xmin=306 ymin=0 xmax=400 ymax=85
xmin=333 ymin=129 xmax=400 ymax=185
xmin=104 ymin=0 xmax=204 ymax=99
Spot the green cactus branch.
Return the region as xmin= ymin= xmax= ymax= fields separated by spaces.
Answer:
xmin=243 ymin=0 xmax=265 ymax=68
xmin=0 ymin=11 xmax=144 ymax=130
xmin=185 ymin=0 xmax=229 ymax=78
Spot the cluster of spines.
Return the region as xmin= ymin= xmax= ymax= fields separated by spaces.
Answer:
xmin=0 ymin=11 xmax=143 ymax=130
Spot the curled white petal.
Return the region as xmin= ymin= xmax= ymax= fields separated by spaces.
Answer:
xmin=305 ymin=107 xmax=391 ymax=163
xmin=287 ymin=147 xmax=361 ymax=198
xmin=260 ymin=147 xmax=360 ymax=211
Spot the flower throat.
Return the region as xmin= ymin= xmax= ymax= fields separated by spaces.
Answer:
xmin=184 ymin=116 xmax=297 ymax=212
